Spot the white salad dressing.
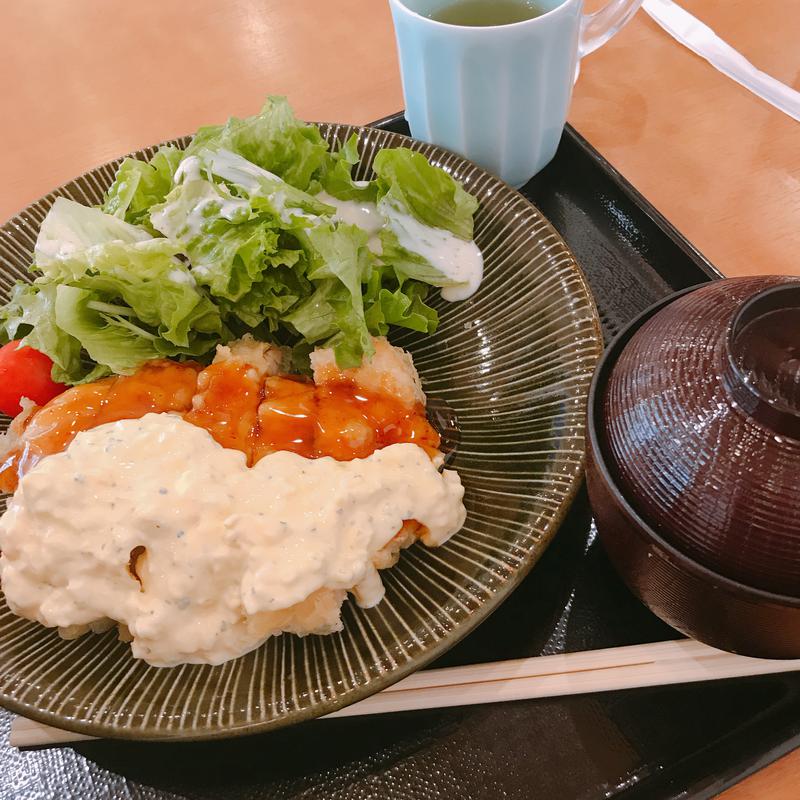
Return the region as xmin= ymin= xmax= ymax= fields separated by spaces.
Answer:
xmin=203 ymin=149 xmax=321 ymax=229
xmin=378 ymin=199 xmax=484 ymax=301
xmin=316 ymin=191 xmax=383 ymax=253
xmin=0 ymin=414 xmax=465 ymax=667
xmin=34 ymin=198 xmax=152 ymax=266
xmin=205 ymin=149 xmax=283 ymax=194
xmin=159 ymin=151 xmax=483 ymax=300
xmin=173 ymin=154 xmax=203 ymax=184
xmin=167 ymin=268 xmax=196 ymax=286
xmin=278 ymin=198 xmax=320 ymax=227
xmin=316 ymin=191 xmax=382 ymax=235
xmin=153 ymin=155 xmax=250 ymax=243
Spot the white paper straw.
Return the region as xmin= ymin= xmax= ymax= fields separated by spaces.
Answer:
xmin=10 ymin=639 xmax=800 ymax=748
xmin=643 ymin=0 xmax=800 ymax=123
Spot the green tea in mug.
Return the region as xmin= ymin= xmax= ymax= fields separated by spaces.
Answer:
xmin=428 ymin=0 xmax=548 ymax=26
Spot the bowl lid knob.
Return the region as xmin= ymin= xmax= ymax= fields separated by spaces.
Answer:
xmin=723 ymin=283 xmax=800 ymax=439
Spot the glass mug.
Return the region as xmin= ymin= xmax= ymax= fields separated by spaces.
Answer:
xmin=388 ymin=0 xmax=643 ymax=187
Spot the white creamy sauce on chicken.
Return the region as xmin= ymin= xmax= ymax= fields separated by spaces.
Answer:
xmin=0 ymin=413 xmax=465 ymax=667
xmin=378 ymin=198 xmax=483 ymax=301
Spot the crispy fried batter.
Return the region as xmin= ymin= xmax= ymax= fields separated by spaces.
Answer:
xmin=2 ymin=338 xmax=440 ymax=561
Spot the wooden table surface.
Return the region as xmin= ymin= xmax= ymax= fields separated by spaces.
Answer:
xmin=2 ymin=0 xmax=799 ymax=796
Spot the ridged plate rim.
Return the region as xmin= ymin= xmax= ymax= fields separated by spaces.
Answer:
xmin=0 ymin=123 xmax=602 ymax=740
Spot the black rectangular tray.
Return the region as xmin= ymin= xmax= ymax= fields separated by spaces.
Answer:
xmin=2 ymin=116 xmax=798 ymax=800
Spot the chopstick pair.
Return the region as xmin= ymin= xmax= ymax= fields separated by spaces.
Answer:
xmin=11 ymin=638 xmax=800 ymax=748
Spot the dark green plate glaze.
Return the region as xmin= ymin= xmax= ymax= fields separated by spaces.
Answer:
xmin=0 ymin=124 xmax=602 ymax=740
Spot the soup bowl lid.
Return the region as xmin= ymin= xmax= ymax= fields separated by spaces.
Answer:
xmin=602 ymin=276 xmax=800 ymax=597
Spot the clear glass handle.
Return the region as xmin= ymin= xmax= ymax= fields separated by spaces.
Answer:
xmin=579 ymin=0 xmax=644 ymax=58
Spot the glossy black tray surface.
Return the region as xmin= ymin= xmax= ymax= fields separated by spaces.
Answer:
xmin=2 ymin=116 xmax=797 ymax=800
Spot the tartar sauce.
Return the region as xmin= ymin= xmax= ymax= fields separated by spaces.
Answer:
xmin=0 ymin=413 xmax=465 ymax=667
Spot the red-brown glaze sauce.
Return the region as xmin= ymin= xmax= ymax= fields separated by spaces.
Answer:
xmin=253 ymin=377 xmax=440 ymax=464
xmin=184 ymin=361 xmax=262 ymax=456
xmin=0 ymin=361 xmax=200 ymax=493
xmin=0 ymin=362 xmax=441 ymax=503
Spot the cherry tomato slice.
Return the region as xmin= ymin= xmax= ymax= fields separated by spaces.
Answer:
xmin=0 ymin=341 xmax=67 ymax=416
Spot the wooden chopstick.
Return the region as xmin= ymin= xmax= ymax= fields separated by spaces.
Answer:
xmin=10 ymin=639 xmax=800 ymax=748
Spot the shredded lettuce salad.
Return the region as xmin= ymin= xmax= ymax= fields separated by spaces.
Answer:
xmin=0 ymin=97 xmax=480 ymax=384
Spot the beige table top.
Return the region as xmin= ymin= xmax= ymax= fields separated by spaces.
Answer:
xmin=2 ymin=0 xmax=799 ymax=795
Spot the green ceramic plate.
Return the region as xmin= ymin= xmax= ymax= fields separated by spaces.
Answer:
xmin=0 ymin=124 xmax=602 ymax=740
